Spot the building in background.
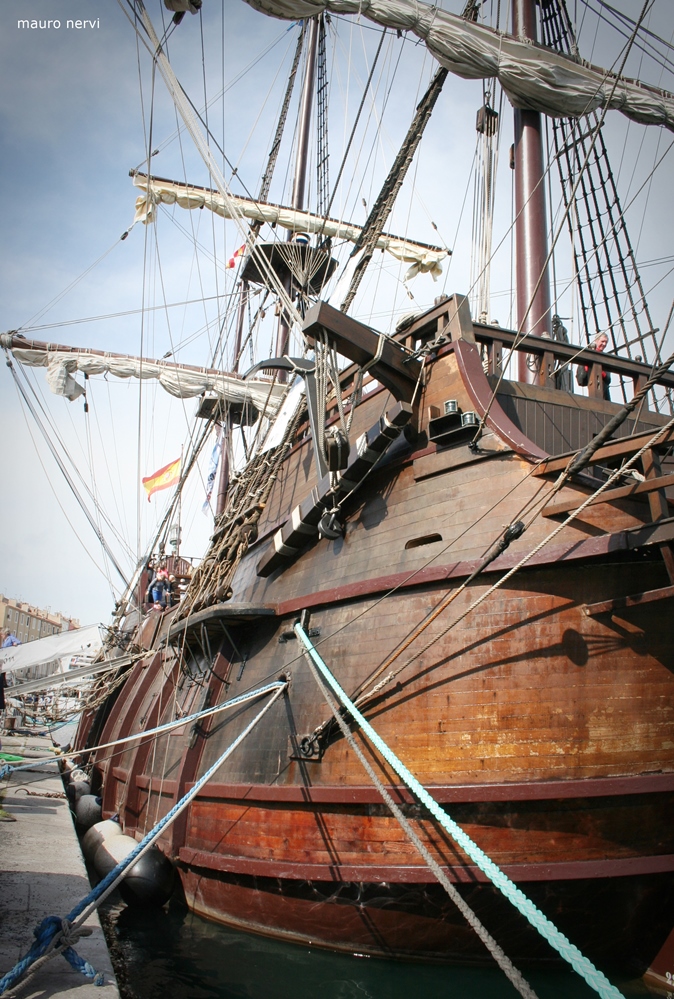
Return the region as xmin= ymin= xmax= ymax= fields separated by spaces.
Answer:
xmin=0 ymin=595 xmax=79 ymax=644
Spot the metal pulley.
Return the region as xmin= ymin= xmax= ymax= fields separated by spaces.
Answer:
xmin=318 ymin=508 xmax=344 ymax=540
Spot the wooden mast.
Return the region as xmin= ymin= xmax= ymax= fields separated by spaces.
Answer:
xmin=275 ymin=16 xmax=320 ymax=377
xmin=512 ymin=0 xmax=552 ymax=383
xmin=217 ymin=19 xmax=319 ymax=512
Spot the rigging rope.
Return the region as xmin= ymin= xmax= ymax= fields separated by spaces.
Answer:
xmin=127 ymin=0 xmax=304 ymax=335
xmin=542 ymin=0 xmax=665 ymax=410
xmin=294 ymin=624 xmax=624 ymax=999
xmin=360 ymin=414 xmax=674 ymax=701
xmin=4 ymin=356 xmax=131 ymax=588
xmin=110 ymin=413 xmax=214 ymax=630
xmin=8 ymin=354 xmax=135 ymax=561
xmin=177 ymin=392 xmax=304 ymax=617
xmin=471 ymin=0 xmax=656 ymax=445
xmin=316 ymin=14 xmax=330 ymax=219
xmin=561 ymin=346 xmax=674 ymax=478
xmin=340 ymin=65 xmax=448 ymax=313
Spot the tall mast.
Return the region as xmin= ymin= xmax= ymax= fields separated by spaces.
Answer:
xmin=512 ymin=0 xmax=551 ymax=382
xmin=215 ymin=24 xmax=308 ymax=515
xmin=275 ymin=16 xmax=320 ymax=371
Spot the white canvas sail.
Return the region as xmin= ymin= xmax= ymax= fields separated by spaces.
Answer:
xmin=243 ymin=0 xmax=674 ymax=131
xmin=132 ymin=173 xmax=449 ymax=279
xmin=2 ymin=340 xmax=286 ymax=413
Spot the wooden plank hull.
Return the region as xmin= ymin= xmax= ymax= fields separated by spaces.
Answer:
xmin=80 ymin=335 xmax=674 ymax=972
xmin=178 ymin=866 xmax=674 ymax=970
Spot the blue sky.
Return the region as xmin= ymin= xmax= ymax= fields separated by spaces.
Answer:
xmin=1 ymin=0 xmax=672 ymax=626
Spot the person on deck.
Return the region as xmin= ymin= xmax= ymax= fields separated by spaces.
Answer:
xmin=576 ymin=332 xmax=611 ymax=400
xmin=1 ymin=631 xmax=21 ymax=648
xmin=150 ymin=568 xmax=170 ymax=610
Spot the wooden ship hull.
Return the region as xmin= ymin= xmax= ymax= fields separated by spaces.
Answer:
xmin=77 ymin=296 xmax=674 ymax=973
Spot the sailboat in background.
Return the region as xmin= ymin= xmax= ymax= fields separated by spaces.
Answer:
xmin=3 ymin=0 xmax=674 ymax=991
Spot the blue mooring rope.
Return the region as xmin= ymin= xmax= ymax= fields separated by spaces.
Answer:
xmin=1 ymin=915 xmax=105 ymax=991
xmin=0 ymin=680 xmax=286 ymax=996
xmin=294 ymin=624 xmax=625 ymax=999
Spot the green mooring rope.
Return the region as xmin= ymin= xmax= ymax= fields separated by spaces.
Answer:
xmin=294 ymin=624 xmax=624 ymax=999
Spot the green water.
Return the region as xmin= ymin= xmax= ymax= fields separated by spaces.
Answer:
xmin=103 ymin=900 xmax=647 ymax=999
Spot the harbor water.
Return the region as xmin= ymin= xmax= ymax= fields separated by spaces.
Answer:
xmin=101 ymin=896 xmax=647 ymax=999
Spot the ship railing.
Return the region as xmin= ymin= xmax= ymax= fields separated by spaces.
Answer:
xmin=471 ymin=322 xmax=674 ymax=401
xmin=398 ymin=297 xmax=674 ymax=402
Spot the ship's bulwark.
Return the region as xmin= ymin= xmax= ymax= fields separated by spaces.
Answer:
xmin=81 ymin=337 xmax=674 ymax=972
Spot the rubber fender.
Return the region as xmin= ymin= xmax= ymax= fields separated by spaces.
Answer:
xmin=93 ymin=834 xmax=138 ymax=878
xmin=75 ymin=794 xmax=103 ymax=831
xmin=118 ymin=846 xmax=176 ymax=908
xmin=66 ymin=779 xmax=91 ymax=805
xmin=82 ymin=817 xmax=122 ymax=862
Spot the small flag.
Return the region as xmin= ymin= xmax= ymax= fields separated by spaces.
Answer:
xmin=227 ymin=243 xmax=246 ymax=269
xmin=142 ymin=457 xmax=181 ymax=502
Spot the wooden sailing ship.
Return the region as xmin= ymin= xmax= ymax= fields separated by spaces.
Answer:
xmin=5 ymin=0 xmax=674 ymax=985
xmin=73 ymin=296 xmax=674 ymax=971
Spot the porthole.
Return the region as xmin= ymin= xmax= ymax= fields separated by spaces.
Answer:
xmin=405 ymin=533 xmax=442 ymax=550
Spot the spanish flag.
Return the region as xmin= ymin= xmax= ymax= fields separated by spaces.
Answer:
xmin=227 ymin=243 xmax=246 ymax=269
xmin=142 ymin=457 xmax=181 ymax=502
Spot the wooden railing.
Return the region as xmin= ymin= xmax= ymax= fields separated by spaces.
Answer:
xmin=401 ymin=295 xmax=674 ymax=400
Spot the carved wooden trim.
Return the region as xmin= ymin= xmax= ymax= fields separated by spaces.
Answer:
xmin=453 ymin=339 xmax=547 ymax=460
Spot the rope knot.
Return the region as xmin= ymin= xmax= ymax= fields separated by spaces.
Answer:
xmin=58 ymin=918 xmax=80 ymax=949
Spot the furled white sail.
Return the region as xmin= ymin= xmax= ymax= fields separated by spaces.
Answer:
xmin=132 ymin=174 xmax=449 ymax=278
xmin=9 ymin=346 xmax=285 ymax=413
xmin=242 ymin=0 xmax=674 ymax=132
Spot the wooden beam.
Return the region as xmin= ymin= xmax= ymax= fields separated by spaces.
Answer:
xmin=542 ymin=472 xmax=674 ymax=517
xmin=115 ymin=770 xmax=674 ymax=804
xmin=440 ymin=293 xmax=475 ymax=343
xmin=177 ymin=845 xmax=674 ymax=884
xmin=303 ymin=301 xmax=420 ymax=402
xmin=583 ymin=584 xmax=674 ymax=617
xmin=533 ymin=424 xmax=674 ymax=476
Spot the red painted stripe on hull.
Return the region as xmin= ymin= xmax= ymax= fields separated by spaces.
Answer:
xmin=118 ymin=770 xmax=674 ymax=802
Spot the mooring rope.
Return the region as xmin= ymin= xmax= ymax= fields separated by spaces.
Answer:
xmin=300 ymin=641 xmax=539 ymax=999
xmin=294 ymin=624 xmax=624 ymax=999
xmin=0 ymin=682 xmax=287 ymax=997
xmin=0 ymin=680 xmax=286 ymax=780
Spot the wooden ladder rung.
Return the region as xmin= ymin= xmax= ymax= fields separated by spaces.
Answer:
xmin=583 ymin=584 xmax=674 ymax=617
xmin=543 ymin=472 xmax=674 ymax=517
